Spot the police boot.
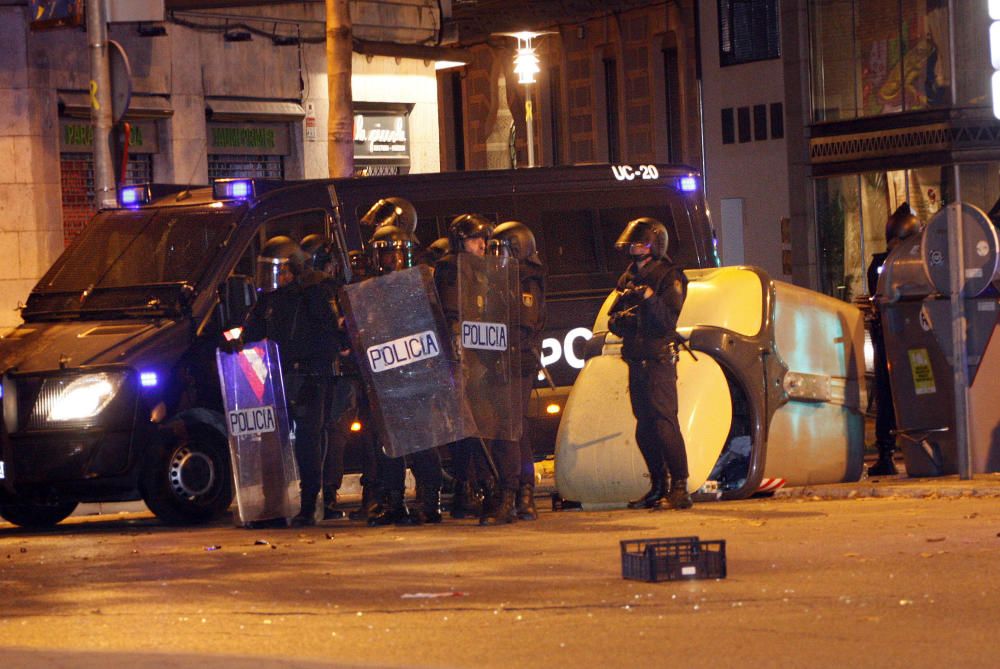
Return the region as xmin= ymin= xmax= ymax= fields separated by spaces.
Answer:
xmin=655 ymin=479 xmax=693 ymax=511
xmin=516 ymin=483 xmax=538 ymax=521
xmin=290 ymin=494 xmax=318 ymax=527
xmin=480 ymin=487 xmax=518 ymax=526
xmin=322 ymin=487 xmax=344 ymax=521
xmin=412 ymin=485 xmax=443 ymax=525
xmin=349 ymin=484 xmax=380 ymax=522
xmin=868 ymin=449 xmax=898 ymax=477
xmin=627 ymin=475 xmax=667 ymax=509
xmin=367 ymin=490 xmax=410 ymax=526
xmin=450 ymin=481 xmax=478 ymax=519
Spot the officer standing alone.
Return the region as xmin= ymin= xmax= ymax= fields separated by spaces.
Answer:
xmin=608 ymin=218 xmax=692 ymax=511
xmin=866 ymin=203 xmax=922 ymax=477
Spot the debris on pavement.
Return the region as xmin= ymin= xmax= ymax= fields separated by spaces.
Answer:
xmin=400 ymin=591 xmax=469 ymax=599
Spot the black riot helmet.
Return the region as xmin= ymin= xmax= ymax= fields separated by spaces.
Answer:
xmin=369 ymin=225 xmax=420 ymax=275
xmin=360 ymin=197 xmax=418 ymax=235
xmin=426 ymin=237 xmax=451 ymax=264
xmin=885 ymin=202 xmax=922 ymax=248
xmin=448 ymin=213 xmax=494 ymax=254
xmin=256 ymin=236 xmax=307 ymax=292
xmin=615 ymin=217 xmax=669 ymax=262
xmin=489 ymin=220 xmax=542 ymax=266
xmin=300 ymin=233 xmax=334 ymax=272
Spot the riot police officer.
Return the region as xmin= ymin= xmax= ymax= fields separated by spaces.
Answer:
xmin=436 ymin=214 xmax=521 ymax=524
xmin=608 ymin=218 xmax=692 ymax=511
xmin=364 ymin=224 xmax=446 ymax=526
xmin=866 ymin=203 xmax=922 ymax=477
xmin=360 ymin=196 xmax=418 ymax=236
xmin=242 ymin=236 xmax=339 ymax=526
xmin=489 ymin=221 xmax=546 ymax=520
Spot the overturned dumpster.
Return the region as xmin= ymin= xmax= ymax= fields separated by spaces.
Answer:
xmin=554 ymin=266 xmax=867 ymax=506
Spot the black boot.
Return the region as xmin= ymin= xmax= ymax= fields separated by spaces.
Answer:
xmin=367 ymin=490 xmax=410 ymax=526
xmin=516 ymin=483 xmax=537 ymax=521
xmin=627 ymin=475 xmax=666 ymax=509
xmin=450 ymin=481 xmax=480 ymax=519
xmin=655 ymin=479 xmax=693 ymax=511
xmin=411 ymin=485 xmax=443 ymax=525
xmin=349 ymin=484 xmax=380 ymax=522
xmin=290 ymin=494 xmax=318 ymax=527
xmin=868 ymin=449 xmax=898 ymax=476
xmin=480 ymin=487 xmax=518 ymax=526
xmin=322 ymin=487 xmax=344 ymax=520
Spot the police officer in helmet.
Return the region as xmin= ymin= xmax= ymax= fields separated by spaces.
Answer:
xmin=361 ymin=196 xmax=418 ymax=236
xmin=489 ymin=221 xmax=546 ymax=520
xmin=363 ymin=225 xmax=446 ymax=526
xmin=435 ymin=214 xmax=502 ymax=521
xmin=243 ymin=235 xmax=339 ymax=526
xmin=866 ymin=203 xmax=921 ymax=477
xmin=608 ymin=217 xmax=692 ymax=511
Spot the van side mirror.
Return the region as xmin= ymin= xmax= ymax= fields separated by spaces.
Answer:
xmin=218 ymin=274 xmax=256 ymax=328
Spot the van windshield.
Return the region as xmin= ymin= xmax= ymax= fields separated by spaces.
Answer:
xmin=25 ymin=206 xmax=238 ymax=318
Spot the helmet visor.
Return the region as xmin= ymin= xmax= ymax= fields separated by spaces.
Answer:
xmin=256 ymin=257 xmax=290 ymax=292
xmin=486 ymin=238 xmax=512 ymax=259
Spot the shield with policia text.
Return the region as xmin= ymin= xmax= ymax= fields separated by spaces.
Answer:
xmin=340 ymin=265 xmax=476 ymax=458
xmin=216 ymin=339 xmax=299 ymax=526
xmin=458 ymin=253 xmax=521 ymax=441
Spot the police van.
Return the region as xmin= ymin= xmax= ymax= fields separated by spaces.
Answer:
xmin=0 ymin=164 xmax=717 ymax=527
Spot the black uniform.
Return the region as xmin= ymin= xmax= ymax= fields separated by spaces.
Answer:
xmin=515 ymin=261 xmax=546 ymax=487
xmin=867 ymin=252 xmax=896 ymax=457
xmin=244 ymin=268 xmax=338 ymax=518
xmin=608 ymin=257 xmax=689 ymax=494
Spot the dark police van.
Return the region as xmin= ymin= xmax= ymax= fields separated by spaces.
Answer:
xmin=0 ymin=164 xmax=717 ymax=527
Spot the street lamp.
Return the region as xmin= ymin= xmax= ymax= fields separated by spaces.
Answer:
xmin=497 ymin=31 xmax=554 ymax=168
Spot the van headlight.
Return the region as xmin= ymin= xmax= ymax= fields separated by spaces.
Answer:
xmin=45 ymin=372 xmax=126 ymax=422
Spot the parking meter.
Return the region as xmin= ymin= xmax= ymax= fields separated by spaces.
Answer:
xmin=876 ymin=204 xmax=1000 ymax=476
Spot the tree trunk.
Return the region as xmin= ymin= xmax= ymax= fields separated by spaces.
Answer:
xmin=326 ymin=0 xmax=353 ymax=178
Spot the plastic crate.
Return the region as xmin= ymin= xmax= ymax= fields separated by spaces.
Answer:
xmin=620 ymin=536 xmax=727 ymax=582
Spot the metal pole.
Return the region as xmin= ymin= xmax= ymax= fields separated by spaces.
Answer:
xmin=525 ymin=90 xmax=535 ymax=168
xmin=87 ymin=0 xmax=116 ymax=209
xmin=946 ymin=0 xmax=971 ymax=479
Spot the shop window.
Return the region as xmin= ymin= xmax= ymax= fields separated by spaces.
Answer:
xmin=815 ymin=174 xmax=861 ymax=301
xmin=719 ymin=0 xmax=781 ymax=67
xmin=208 ymin=155 xmax=284 ymax=181
xmin=60 ymin=152 xmax=153 ymax=246
xmin=721 ymin=108 xmax=735 ymax=145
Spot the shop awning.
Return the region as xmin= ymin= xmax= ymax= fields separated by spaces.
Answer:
xmin=58 ymin=92 xmax=174 ymax=119
xmin=205 ymin=99 xmax=305 ymax=122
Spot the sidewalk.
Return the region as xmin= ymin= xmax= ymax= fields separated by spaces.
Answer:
xmin=776 ymin=471 xmax=1000 ymax=500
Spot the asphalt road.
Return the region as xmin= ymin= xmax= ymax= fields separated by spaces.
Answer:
xmin=2 ymin=480 xmax=1000 ymax=668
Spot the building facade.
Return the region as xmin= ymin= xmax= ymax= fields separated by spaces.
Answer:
xmin=0 ymin=1 xmax=445 ymax=329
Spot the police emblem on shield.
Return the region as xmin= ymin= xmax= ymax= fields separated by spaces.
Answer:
xmin=216 ymin=339 xmax=299 ymax=526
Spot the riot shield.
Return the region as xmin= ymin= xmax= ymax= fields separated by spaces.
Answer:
xmin=340 ymin=265 xmax=476 ymax=458
xmin=216 ymin=339 xmax=299 ymax=526
xmin=458 ymin=254 xmax=522 ymax=441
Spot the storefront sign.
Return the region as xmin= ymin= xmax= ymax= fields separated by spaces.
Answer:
xmin=353 ymin=112 xmax=410 ymax=160
xmin=208 ymin=123 xmax=289 ymax=156
xmin=59 ymin=120 xmax=158 ymax=154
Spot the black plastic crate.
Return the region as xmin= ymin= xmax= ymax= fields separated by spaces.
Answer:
xmin=620 ymin=536 xmax=727 ymax=582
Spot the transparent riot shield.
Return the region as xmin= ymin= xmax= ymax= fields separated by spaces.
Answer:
xmin=458 ymin=254 xmax=522 ymax=441
xmin=340 ymin=265 xmax=476 ymax=458
xmin=216 ymin=339 xmax=299 ymax=526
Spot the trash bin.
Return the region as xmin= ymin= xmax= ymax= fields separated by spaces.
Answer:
xmin=876 ymin=203 xmax=1000 ymax=476
xmin=554 ymin=266 xmax=867 ymax=506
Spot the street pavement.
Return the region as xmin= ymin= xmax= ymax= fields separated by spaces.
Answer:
xmin=2 ymin=470 xmax=1000 ymax=668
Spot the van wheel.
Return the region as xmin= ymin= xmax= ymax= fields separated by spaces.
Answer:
xmin=0 ymin=501 xmax=78 ymax=528
xmin=141 ymin=426 xmax=233 ymax=525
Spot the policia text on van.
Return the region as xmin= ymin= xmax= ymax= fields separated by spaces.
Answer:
xmin=0 ymin=165 xmax=717 ymax=528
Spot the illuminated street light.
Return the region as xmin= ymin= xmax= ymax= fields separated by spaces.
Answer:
xmin=495 ymin=31 xmax=554 ymax=168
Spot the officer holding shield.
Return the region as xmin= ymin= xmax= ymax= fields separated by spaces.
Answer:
xmin=608 ymin=218 xmax=692 ymax=511
xmin=242 ymin=236 xmax=339 ymax=526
